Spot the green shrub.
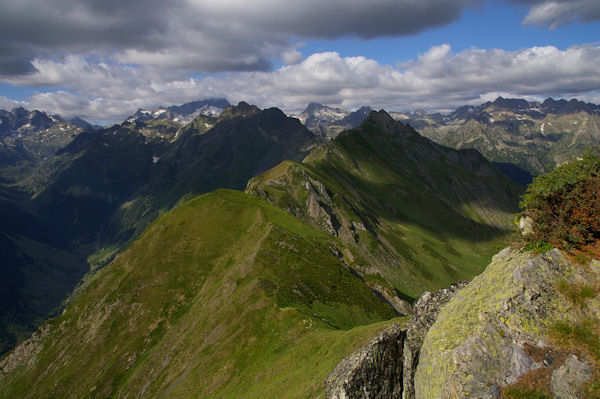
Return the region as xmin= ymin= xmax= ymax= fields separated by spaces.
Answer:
xmin=556 ymin=279 xmax=597 ymax=307
xmin=520 ymin=149 xmax=600 ymax=251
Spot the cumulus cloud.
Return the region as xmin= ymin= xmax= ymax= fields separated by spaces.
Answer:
xmin=1 ymin=0 xmax=599 ymax=119
xmin=10 ymin=43 xmax=599 ymax=121
xmin=510 ymin=0 xmax=600 ymax=28
xmin=0 ymin=0 xmax=482 ymax=76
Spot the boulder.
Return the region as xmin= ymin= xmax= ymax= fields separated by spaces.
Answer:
xmin=414 ymin=248 xmax=578 ymax=398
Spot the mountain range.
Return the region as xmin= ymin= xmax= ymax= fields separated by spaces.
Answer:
xmin=298 ymin=97 xmax=600 ymax=183
xmin=0 ymin=103 xmax=523 ymax=397
xmin=0 ymin=96 xmax=598 ymax=398
xmin=0 ymin=101 xmax=316 ymax=354
xmin=126 ymin=98 xmax=231 ymax=124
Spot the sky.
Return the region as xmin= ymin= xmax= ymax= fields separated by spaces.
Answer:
xmin=0 ymin=0 xmax=599 ymax=124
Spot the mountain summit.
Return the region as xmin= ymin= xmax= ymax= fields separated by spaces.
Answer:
xmin=127 ymin=98 xmax=231 ymax=124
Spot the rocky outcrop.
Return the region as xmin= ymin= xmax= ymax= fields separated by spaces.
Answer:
xmin=324 ymin=283 xmax=466 ymax=399
xmin=0 ymin=324 xmax=49 ymax=376
xmin=414 ymin=248 xmax=592 ymax=398
xmin=327 ymin=248 xmax=599 ymax=399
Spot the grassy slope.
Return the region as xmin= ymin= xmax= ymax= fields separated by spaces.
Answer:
xmin=0 ymin=232 xmax=87 ymax=355
xmin=0 ymin=184 xmax=89 ymax=355
xmin=248 ymin=114 xmax=520 ymax=299
xmin=0 ymin=190 xmax=399 ymax=398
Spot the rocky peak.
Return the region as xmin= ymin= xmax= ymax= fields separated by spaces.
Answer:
xmin=11 ymin=106 xmax=29 ymax=120
xmin=27 ymin=110 xmax=54 ymax=130
xmin=413 ymin=108 xmax=428 ymax=117
xmin=304 ymin=102 xmax=326 ymax=113
xmin=218 ymin=101 xmax=261 ymax=121
xmin=126 ymin=98 xmax=231 ymax=124
xmin=489 ymin=96 xmax=533 ymax=112
xmin=541 ymin=97 xmax=599 ymax=115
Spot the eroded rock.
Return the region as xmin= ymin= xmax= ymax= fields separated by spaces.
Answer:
xmin=402 ymin=281 xmax=467 ymax=399
xmin=325 ymin=323 xmax=405 ymax=399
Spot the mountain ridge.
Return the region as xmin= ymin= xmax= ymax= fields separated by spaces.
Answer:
xmin=247 ymin=110 xmax=521 ymax=299
xmin=126 ymin=98 xmax=231 ymax=124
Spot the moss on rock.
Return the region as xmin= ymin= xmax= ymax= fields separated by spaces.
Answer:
xmin=414 ymin=248 xmax=578 ymax=398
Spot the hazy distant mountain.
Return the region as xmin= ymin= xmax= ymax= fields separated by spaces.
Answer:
xmin=0 ymin=107 xmax=57 ymax=135
xmin=296 ymin=103 xmax=374 ymax=138
xmin=296 ymin=103 xmax=350 ymax=136
xmin=126 ymin=98 xmax=231 ymax=124
xmin=397 ymin=97 xmax=600 ymax=179
xmin=0 ymin=107 xmax=95 ymax=182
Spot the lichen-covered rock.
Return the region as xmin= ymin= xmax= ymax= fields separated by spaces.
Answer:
xmin=325 ymin=323 xmax=405 ymax=399
xmin=414 ymin=248 xmax=577 ymax=398
xmin=402 ymin=281 xmax=467 ymax=399
xmin=550 ymin=355 xmax=591 ymax=399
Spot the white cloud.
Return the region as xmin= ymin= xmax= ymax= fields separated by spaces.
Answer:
xmin=511 ymin=0 xmax=600 ymax=28
xmin=8 ymin=43 xmax=599 ymax=121
xmin=0 ymin=0 xmax=481 ymax=76
xmin=281 ymin=49 xmax=303 ymax=65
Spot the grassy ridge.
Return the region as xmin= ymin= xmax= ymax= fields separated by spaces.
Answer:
xmin=248 ymin=112 xmax=520 ymax=299
xmin=1 ymin=190 xmax=398 ymax=398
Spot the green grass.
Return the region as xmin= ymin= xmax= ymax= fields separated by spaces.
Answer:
xmin=551 ymin=319 xmax=600 ymax=363
xmin=87 ymin=244 xmax=120 ymax=271
xmin=247 ymin=116 xmax=519 ymax=299
xmin=556 ymin=279 xmax=597 ymax=308
xmin=0 ymin=190 xmax=398 ymax=398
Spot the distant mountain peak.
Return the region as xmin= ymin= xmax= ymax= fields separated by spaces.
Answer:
xmin=126 ymin=98 xmax=231 ymax=124
xmin=304 ymin=102 xmax=326 ymax=113
xmin=218 ymin=101 xmax=261 ymax=120
xmin=488 ymin=97 xmax=532 ymax=111
xmin=360 ymin=109 xmax=406 ymax=134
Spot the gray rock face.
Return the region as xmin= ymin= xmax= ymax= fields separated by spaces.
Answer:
xmin=551 ymin=355 xmax=591 ymax=399
xmin=325 ymin=323 xmax=405 ymax=399
xmin=326 ymin=248 xmax=599 ymax=399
